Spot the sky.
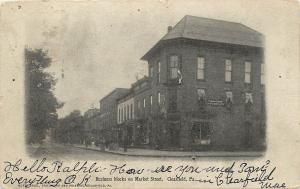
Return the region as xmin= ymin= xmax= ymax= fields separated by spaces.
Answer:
xmin=17 ymin=0 xmax=298 ymax=117
xmin=1 ymin=1 xmax=300 ymax=182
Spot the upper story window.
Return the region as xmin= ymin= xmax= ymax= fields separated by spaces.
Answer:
xmin=245 ymin=93 xmax=253 ymax=104
xmin=157 ymin=61 xmax=161 ymax=84
xmin=197 ymin=88 xmax=206 ymax=100
xmin=158 ymin=92 xmax=161 ymax=104
xmin=130 ymin=103 xmax=134 ymax=119
xmin=226 ymin=91 xmax=233 ymax=103
xmin=120 ymin=108 xmax=123 ymax=122
xmin=225 ymin=91 xmax=233 ymax=110
xmin=143 ymin=98 xmax=146 ymax=108
xmin=197 ymin=56 xmax=205 ymax=80
xmin=121 ymin=106 xmax=124 ymax=122
xmin=124 ymin=106 xmax=127 ymax=121
xmin=169 ymin=55 xmax=179 ymax=79
xmin=149 ymin=66 xmax=154 ymax=78
xmin=245 ymin=92 xmax=253 ymax=112
xmin=127 ymin=105 xmax=130 ymax=119
xmin=261 ymin=63 xmax=265 ymax=85
xmin=245 ymin=61 xmax=251 ymax=83
xmin=197 ymin=88 xmax=206 ymax=109
xmin=225 ymin=59 xmax=232 ymax=82
xmin=118 ymin=108 xmax=121 ymax=123
xmin=150 ymin=95 xmax=153 ymax=106
xmin=137 ymin=100 xmax=140 ymax=117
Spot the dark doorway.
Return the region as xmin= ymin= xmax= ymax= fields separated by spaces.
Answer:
xmin=191 ymin=121 xmax=211 ymax=145
xmin=244 ymin=121 xmax=252 ymax=147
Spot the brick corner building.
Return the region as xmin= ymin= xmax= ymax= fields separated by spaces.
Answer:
xmin=128 ymin=15 xmax=265 ymax=151
xmin=86 ymin=15 xmax=266 ymax=152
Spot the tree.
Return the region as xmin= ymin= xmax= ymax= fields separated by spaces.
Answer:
xmin=25 ymin=48 xmax=63 ymax=144
xmin=53 ymin=110 xmax=84 ymax=144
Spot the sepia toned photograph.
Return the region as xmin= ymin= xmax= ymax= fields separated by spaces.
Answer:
xmin=1 ymin=1 xmax=300 ymax=189
xmin=25 ymin=10 xmax=265 ymax=159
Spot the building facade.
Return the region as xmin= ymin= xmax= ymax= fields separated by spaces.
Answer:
xmin=83 ymin=108 xmax=101 ymax=144
xmin=118 ymin=15 xmax=265 ymax=151
xmin=85 ymin=15 xmax=266 ymax=151
xmin=99 ymin=88 xmax=129 ymax=143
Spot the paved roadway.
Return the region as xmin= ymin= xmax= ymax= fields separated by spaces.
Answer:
xmin=29 ymin=141 xmax=182 ymax=161
xmin=28 ymin=140 xmax=257 ymax=162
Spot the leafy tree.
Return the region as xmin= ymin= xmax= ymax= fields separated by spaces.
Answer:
xmin=53 ymin=110 xmax=84 ymax=144
xmin=25 ymin=48 xmax=63 ymax=144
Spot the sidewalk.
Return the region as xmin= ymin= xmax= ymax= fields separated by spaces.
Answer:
xmin=74 ymin=144 xmax=264 ymax=157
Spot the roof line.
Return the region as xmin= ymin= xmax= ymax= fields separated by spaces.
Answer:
xmin=141 ymin=16 xmax=187 ymax=61
xmin=184 ymin=14 xmax=262 ymax=35
xmin=184 ymin=14 xmax=242 ymax=26
xmin=100 ymin=88 xmax=129 ymax=102
xmin=141 ymin=15 xmax=263 ymax=61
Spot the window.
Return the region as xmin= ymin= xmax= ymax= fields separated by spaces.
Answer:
xmin=120 ymin=108 xmax=122 ymax=122
xmin=197 ymin=56 xmax=205 ymax=80
xmin=245 ymin=93 xmax=253 ymax=112
xmin=192 ymin=122 xmax=211 ymax=145
xmin=129 ymin=105 xmax=131 ymax=119
xmin=137 ymin=100 xmax=140 ymax=117
xmin=226 ymin=91 xmax=233 ymax=103
xmin=225 ymin=59 xmax=232 ymax=82
xmin=127 ymin=105 xmax=130 ymax=119
xmin=225 ymin=91 xmax=233 ymax=110
xmin=130 ymin=103 xmax=133 ymax=119
xmin=197 ymin=89 xmax=205 ymax=100
xmin=150 ymin=95 xmax=153 ymax=106
xmin=245 ymin=93 xmax=253 ymax=104
xmin=118 ymin=108 xmax=120 ymax=123
xmin=245 ymin=61 xmax=251 ymax=83
xmin=124 ymin=106 xmax=126 ymax=120
xmin=149 ymin=66 xmax=154 ymax=78
xmin=143 ymin=98 xmax=146 ymax=108
xmin=124 ymin=106 xmax=127 ymax=121
xmin=261 ymin=64 xmax=265 ymax=85
xmin=157 ymin=61 xmax=161 ymax=84
xmin=121 ymin=107 xmax=123 ymax=122
xmin=122 ymin=106 xmax=124 ymax=121
xmin=169 ymin=55 xmax=179 ymax=79
xmin=158 ymin=92 xmax=161 ymax=104
xmin=197 ymin=89 xmax=206 ymax=109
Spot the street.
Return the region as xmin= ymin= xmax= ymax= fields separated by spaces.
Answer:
xmin=28 ymin=142 xmax=186 ymax=161
xmin=27 ymin=139 xmax=258 ymax=162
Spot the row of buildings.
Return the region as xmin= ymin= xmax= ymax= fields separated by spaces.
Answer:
xmin=83 ymin=15 xmax=266 ymax=151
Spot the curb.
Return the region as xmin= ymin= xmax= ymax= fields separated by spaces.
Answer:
xmin=73 ymin=146 xmax=264 ymax=158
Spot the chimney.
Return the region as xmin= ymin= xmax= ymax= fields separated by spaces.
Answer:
xmin=167 ymin=26 xmax=172 ymax=33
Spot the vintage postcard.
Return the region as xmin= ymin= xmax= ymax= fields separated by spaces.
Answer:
xmin=0 ymin=0 xmax=300 ymax=188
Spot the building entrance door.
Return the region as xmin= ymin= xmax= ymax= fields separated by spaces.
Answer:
xmin=191 ymin=121 xmax=211 ymax=145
